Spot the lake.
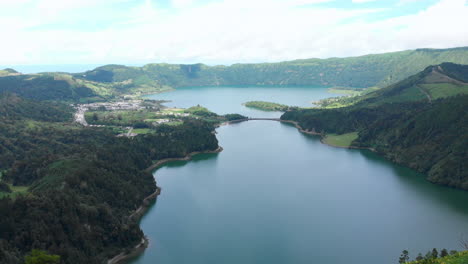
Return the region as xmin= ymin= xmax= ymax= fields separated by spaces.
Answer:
xmin=134 ymin=86 xmax=468 ymax=264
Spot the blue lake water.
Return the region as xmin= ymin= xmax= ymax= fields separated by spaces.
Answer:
xmin=133 ymin=86 xmax=468 ymax=264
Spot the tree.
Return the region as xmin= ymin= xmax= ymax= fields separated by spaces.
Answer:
xmin=399 ymin=250 xmax=409 ymax=264
xmin=415 ymin=253 xmax=424 ymax=261
xmin=440 ymin=248 xmax=448 ymax=257
xmin=24 ymin=250 xmax=60 ymax=264
xmin=431 ymin=248 xmax=438 ymax=258
xmin=92 ymin=113 xmax=98 ymax=121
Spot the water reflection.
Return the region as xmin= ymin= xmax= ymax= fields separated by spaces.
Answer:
xmin=358 ymin=150 xmax=468 ymax=216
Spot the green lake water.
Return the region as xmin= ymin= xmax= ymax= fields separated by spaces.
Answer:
xmin=135 ymin=86 xmax=468 ymax=264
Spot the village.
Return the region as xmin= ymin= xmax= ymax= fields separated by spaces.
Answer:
xmin=73 ymin=99 xmax=191 ymax=137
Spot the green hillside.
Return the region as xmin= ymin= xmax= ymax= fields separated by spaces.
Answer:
xmin=2 ymin=47 xmax=468 ymax=103
xmin=0 ymin=68 xmax=18 ymax=76
xmin=78 ymin=47 xmax=468 ymax=89
xmin=317 ymin=62 xmax=468 ymax=108
xmin=281 ymin=63 xmax=468 ymax=190
xmin=406 ymin=250 xmax=468 ymax=264
xmin=0 ymin=71 xmax=169 ymax=102
xmin=0 ymin=93 xmax=220 ymax=263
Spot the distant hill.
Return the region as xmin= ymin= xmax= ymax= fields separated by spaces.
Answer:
xmin=281 ymin=63 xmax=468 ymax=190
xmin=0 ymin=93 xmax=72 ymax=122
xmin=2 ymin=47 xmax=468 ymax=102
xmin=0 ymin=74 xmax=100 ymax=101
xmin=318 ymin=62 xmax=468 ymax=107
xmin=0 ymin=70 xmax=170 ymax=102
xmin=78 ymin=47 xmax=468 ymax=89
xmin=0 ymin=68 xmax=19 ymax=77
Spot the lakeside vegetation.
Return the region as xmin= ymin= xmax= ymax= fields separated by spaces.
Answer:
xmin=0 ymin=93 xmax=221 ymax=263
xmin=401 ymin=250 xmax=468 ymax=264
xmin=244 ymin=101 xmax=291 ymax=111
xmin=282 ymin=63 xmax=468 ymax=190
xmin=322 ymin=132 xmax=358 ymax=147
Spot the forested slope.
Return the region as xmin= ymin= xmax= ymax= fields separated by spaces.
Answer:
xmin=0 ymin=93 xmax=219 ymax=263
xmin=281 ymin=63 xmax=468 ymax=190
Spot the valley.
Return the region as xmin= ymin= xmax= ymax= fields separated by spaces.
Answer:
xmin=0 ymin=49 xmax=467 ymax=264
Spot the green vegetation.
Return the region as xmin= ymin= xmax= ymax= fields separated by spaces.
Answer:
xmin=24 ymin=250 xmax=60 ymax=264
xmin=401 ymin=250 xmax=468 ymax=264
xmin=244 ymin=101 xmax=291 ymax=111
xmin=224 ymin=113 xmax=248 ymax=121
xmin=76 ymin=47 xmax=468 ymax=90
xmin=420 ymin=83 xmax=468 ymax=99
xmin=282 ymin=63 xmax=468 ymax=190
xmin=85 ymin=104 xmax=246 ymax=132
xmin=327 ymin=87 xmax=364 ymax=95
xmin=86 ymin=109 xmax=160 ymax=127
xmin=0 ymin=184 xmax=29 ymax=199
xmin=0 ymin=93 xmax=220 ymax=264
xmin=2 ymin=48 xmax=468 ymax=103
xmin=132 ymin=128 xmax=152 ymax=134
xmin=318 ymin=63 xmax=468 ymax=108
xmin=322 ymin=132 xmax=358 ymax=147
xmin=0 ymin=68 xmax=18 ymax=77
xmin=184 ymin=105 xmax=218 ymax=117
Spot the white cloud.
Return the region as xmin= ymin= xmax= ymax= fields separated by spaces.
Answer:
xmin=398 ymin=0 xmax=423 ymax=5
xmin=0 ymin=0 xmax=467 ymax=65
xmin=352 ymin=0 xmax=376 ymax=3
xmin=171 ymin=0 xmax=196 ymax=9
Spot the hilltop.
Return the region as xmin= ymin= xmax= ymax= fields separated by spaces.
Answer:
xmin=281 ymin=63 xmax=468 ymax=190
xmin=0 ymin=68 xmax=19 ymax=77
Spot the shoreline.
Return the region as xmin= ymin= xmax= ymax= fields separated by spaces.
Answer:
xmin=283 ymin=120 xmax=374 ymax=151
xmin=107 ymin=146 xmax=223 ymax=264
xmin=228 ymin=118 xmax=373 ymax=151
xmin=107 ymin=121 xmax=366 ymax=264
xmin=145 ymin=146 xmax=224 ymax=173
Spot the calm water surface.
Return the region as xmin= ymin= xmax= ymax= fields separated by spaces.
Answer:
xmin=146 ymin=86 xmax=332 ymax=118
xmin=134 ymin=86 xmax=468 ymax=264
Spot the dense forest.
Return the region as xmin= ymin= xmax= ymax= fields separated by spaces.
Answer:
xmin=281 ymin=63 xmax=468 ymax=190
xmin=0 ymin=93 xmax=220 ymax=263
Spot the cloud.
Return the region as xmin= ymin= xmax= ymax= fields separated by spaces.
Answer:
xmin=397 ymin=0 xmax=423 ymax=5
xmin=352 ymin=0 xmax=376 ymax=3
xmin=0 ymin=0 xmax=467 ymax=65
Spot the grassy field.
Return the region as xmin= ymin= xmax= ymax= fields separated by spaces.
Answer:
xmin=132 ymin=128 xmax=152 ymax=134
xmin=0 ymin=184 xmax=29 ymax=199
xmin=323 ymin=132 xmax=358 ymax=147
xmin=86 ymin=110 xmax=157 ymax=125
xmin=421 ymin=83 xmax=468 ymax=99
xmin=327 ymin=88 xmax=362 ymax=96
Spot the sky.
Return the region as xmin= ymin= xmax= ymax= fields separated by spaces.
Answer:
xmin=1 ymin=0 xmax=467 ymax=66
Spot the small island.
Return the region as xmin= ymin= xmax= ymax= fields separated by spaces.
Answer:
xmin=244 ymin=101 xmax=292 ymax=111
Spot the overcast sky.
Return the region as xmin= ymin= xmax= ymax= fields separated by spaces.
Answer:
xmin=1 ymin=0 xmax=467 ymax=66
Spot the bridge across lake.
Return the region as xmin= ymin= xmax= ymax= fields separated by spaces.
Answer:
xmin=248 ymin=118 xmax=282 ymax=121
